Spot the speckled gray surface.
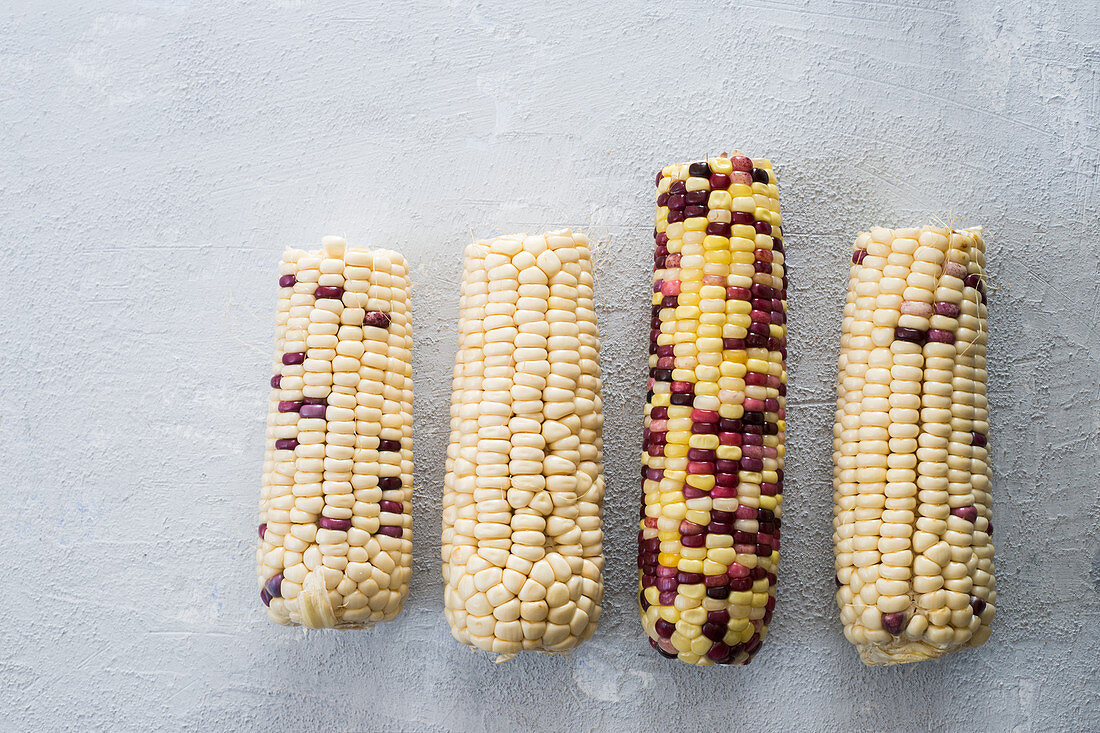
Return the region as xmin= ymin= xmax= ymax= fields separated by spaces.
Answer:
xmin=4 ymin=1 xmax=1099 ymax=730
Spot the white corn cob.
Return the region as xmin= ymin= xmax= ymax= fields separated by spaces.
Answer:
xmin=442 ymin=229 xmax=605 ymax=659
xmin=833 ymin=225 xmax=994 ymax=665
xmin=258 ymin=236 xmax=414 ymax=628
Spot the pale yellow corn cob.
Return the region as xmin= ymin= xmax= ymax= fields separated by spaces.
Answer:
xmin=258 ymin=236 xmax=413 ymax=628
xmin=833 ymin=225 xmax=994 ymax=665
xmin=442 ymin=229 xmax=605 ymax=659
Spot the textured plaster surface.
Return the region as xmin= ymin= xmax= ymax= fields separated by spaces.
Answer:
xmin=3 ymin=1 xmax=1099 ymax=730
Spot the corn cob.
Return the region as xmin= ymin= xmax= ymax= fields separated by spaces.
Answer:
xmin=257 ymin=236 xmax=413 ymax=628
xmin=442 ymin=229 xmax=605 ymax=659
xmin=832 ymin=225 xmax=994 ymax=665
xmin=638 ymin=154 xmax=786 ymax=665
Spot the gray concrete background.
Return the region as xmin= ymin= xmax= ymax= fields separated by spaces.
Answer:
xmin=3 ymin=1 xmax=1099 ymax=730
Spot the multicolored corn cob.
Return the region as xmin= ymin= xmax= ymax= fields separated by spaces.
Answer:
xmin=833 ymin=225 xmax=994 ymax=665
xmin=442 ymin=229 xmax=605 ymax=659
xmin=638 ymin=154 xmax=786 ymax=665
xmin=257 ymin=236 xmax=413 ymax=628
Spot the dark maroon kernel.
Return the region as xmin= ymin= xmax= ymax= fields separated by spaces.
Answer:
xmin=722 ymin=338 xmax=745 ymax=351
xmin=835 ymin=574 xmax=843 ymax=588
xmin=730 ymin=211 xmax=755 ymax=227
xmin=715 ymin=472 xmax=738 ymax=487
xmin=688 ymin=161 xmax=711 ymax=177
xmin=753 ymin=260 xmax=772 ymax=274
xmin=655 ymin=577 xmax=677 ymax=592
xmin=729 ymin=577 xmax=752 ymax=592
xmin=710 ymin=173 xmax=731 ymax=189
xmin=282 ymin=352 xmax=305 ymax=365
xmin=667 ymin=194 xmax=685 ymax=211
xmin=378 ymin=439 xmax=402 ymax=452
xmin=639 ymin=591 xmax=650 ymax=611
xmin=972 ymin=431 xmax=987 ymax=447
xmin=660 ymin=295 xmax=678 ymax=308
xmin=691 ymin=421 xmax=719 ymax=434
xmin=682 ymin=486 xmax=706 ymax=499
xmin=702 ymin=622 xmax=727 ymax=642
xmin=651 ymin=406 xmax=669 ymax=420
xmin=718 ymin=418 xmax=741 ymax=432
xmin=934 ymin=302 xmax=961 ymax=317
xmin=851 ymin=250 xmax=864 ymax=264
xmin=706 ymin=585 xmax=731 ymax=600
xmin=726 ymin=286 xmax=751 ymax=300
xmin=379 ymin=500 xmax=403 ymax=513
xmin=363 ymin=311 xmax=391 ymax=329
xmin=882 ymin=612 xmax=906 ymax=635
xmin=684 ymin=204 xmax=707 ymax=218
xmin=277 ymin=400 xmax=302 ymax=413
xmin=279 ymin=274 xmax=296 ymax=288
xmin=751 ymin=284 xmax=774 ymax=299
xmin=750 ymin=168 xmax=769 ymax=184
xmin=260 ymin=588 xmax=272 ymax=607
xmin=670 ymin=393 xmax=693 ymax=405
xmin=264 ymin=573 xmax=284 ymax=598
xmin=677 ymin=571 xmax=705 ymax=584
xmin=894 ymin=326 xmax=927 ymax=344
xmin=754 ymin=221 xmax=772 ymax=236
xmin=686 ymin=190 xmax=709 ymax=205
xmin=655 ymin=232 xmax=669 ymax=246
xmin=258 ymin=523 xmax=267 ymax=539
xmin=964 ymin=274 xmax=981 ymax=288
xmin=971 ymin=597 xmax=987 ymax=616
xmin=654 ymin=618 xmax=675 ymax=638
xmin=378 ymin=476 xmax=402 ymax=491
xmin=656 ymin=193 xmax=669 ymax=207
xmin=951 ymin=506 xmax=979 ymax=523
xmin=656 ymin=645 xmax=678 ymax=659
xmin=742 ymin=411 xmax=764 ymax=426
xmin=669 ymin=180 xmax=686 ymax=195
xmin=655 ymin=170 xmax=663 ymax=186
xmin=274 ymin=438 xmax=299 ymax=451
xmin=687 ymin=448 xmax=716 ymax=461
xmin=751 ymin=567 xmax=767 ymax=581
xmin=378 ymin=525 xmax=403 ymax=538
xmin=302 ymin=396 xmax=327 ymax=405
xmin=299 ymin=404 xmax=326 ymax=419
xmin=681 ymin=534 xmax=706 ymax=547
xmin=656 ymin=345 xmax=675 ymax=358
xmin=318 ymin=516 xmax=352 ymax=531
xmin=708 ymin=521 xmax=733 ymax=534
xmin=706 ymin=222 xmax=731 ymax=236
xmin=270 ymin=375 xmax=282 ymax=388
xmin=733 ymin=531 xmax=756 ymax=544
xmin=928 ymin=329 xmax=956 ymax=344
xmin=314 ymin=285 xmax=343 ymax=299
xmin=679 ymin=521 xmax=705 ymax=536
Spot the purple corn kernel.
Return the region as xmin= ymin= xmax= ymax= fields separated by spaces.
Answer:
xmin=729 ymin=577 xmax=753 ymax=592
xmin=851 ymin=250 xmax=864 ymax=264
xmin=264 ymin=573 xmax=284 ymax=598
xmin=894 ymin=326 xmax=927 ymax=344
xmin=378 ymin=439 xmax=402 ymax=452
xmin=751 ymin=566 xmax=767 ymax=581
xmin=750 ymin=168 xmax=769 ymax=184
xmin=667 ymin=194 xmax=685 ymax=211
xmin=655 ymin=170 xmax=663 ymax=186
xmin=754 ymin=221 xmax=772 ymax=236
xmin=687 ymin=448 xmax=716 ymax=461
xmin=655 ymin=566 xmax=677 ymax=578
xmin=314 ymin=285 xmax=343 ymax=299
xmin=715 ymin=473 xmax=738 ymax=487
xmin=706 ymin=221 xmax=731 ymax=237
xmin=964 ymin=273 xmax=981 ymax=288
xmin=951 ymin=506 xmax=979 ymax=523
xmin=654 ymin=618 xmax=675 ymax=638
xmin=686 ymin=190 xmax=709 ymax=205
xmin=882 ymin=612 xmax=906 ymax=635
xmin=900 ymin=300 xmax=935 ymax=318
xmin=703 ymin=622 xmax=727 ymax=642
xmin=729 ymin=156 xmax=753 ymax=172
xmin=691 ymin=422 xmax=719 ymax=435
xmin=710 ymin=173 xmax=731 ymax=189
xmin=688 ymin=161 xmax=711 ymax=178
xmin=726 ymin=286 xmax=751 ymax=301
xmin=656 ymin=643 xmax=678 ymax=659
xmin=972 ymin=431 xmax=987 ymax=447
xmin=378 ymin=476 xmax=402 ymax=491
xmin=378 ymin=525 xmax=403 ymax=538
xmin=655 ymin=577 xmax=678 ymax=592
xmin=722 ymin=338 xmax=745 ymax=351
xmin=260 ymin=588 xmax=272 ymax=607
xmin=679 ymin=520 xmax=706 ymax=536
xmin=274 ymin=438 xmax=299 ymax=451
xmin=681 ymin=534 xmax=706 ymax=547
xmin=677 ymin=571 xmax=705 ymax=584
xmin=363 ymin=311 xmax=392 ymax=329
xmin=971 ymin=597 xmax=987 ymax=616
xmin=270 ymin=375 xmax=282 ymax=388
xmin=279 ymin=274 xmax=296 ymax=287
xmin=934 ymin=301 xmax=961 ymax=317
xmin=302 ymin=396 xmax=326 ymax=405
xmin=682 ymin=486 xmax=706 ymax=499
xmin=685 ymin=204 xmax=707 ymax=218
xmin=731 ymin=211 xmax=756 ymax=226
xmin=319 ymin=516 xmax=352 ymax=531
xmin=258 ymin=523 xmax=267 ymax=539
xmin=639 ymin=591 xmax=650 ymax=611
xmin=942 ymin=261 xmax=967 ymax=280
xmin=669 ymin=393 xmax=692 ymax=405
xmin=282 ymin=352 xmax=305 ymax=365
xmin=655 ymin=232 xmax=669 ymax=246
xmin=379 ymin=500 xmax=404 ymax=513
xmin=928 ymin=329 xmax=956 ymax=344
xmin=299 ymin=404 xmax=326 ymax=419
xmin=277 ymin=400 xmax=302 ymax=413
xmin=706 ymin=585 xmax=731 ymax=600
